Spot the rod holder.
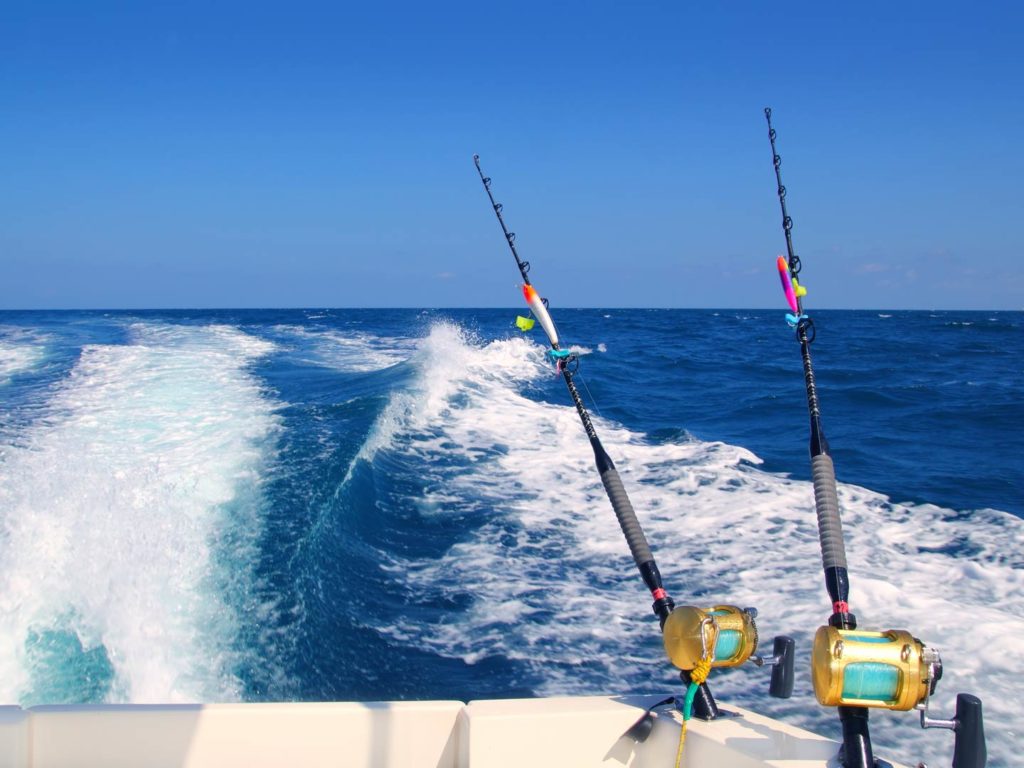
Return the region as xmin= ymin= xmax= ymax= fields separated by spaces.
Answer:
xmin=679 ymin=671 xmax=720 ymax=720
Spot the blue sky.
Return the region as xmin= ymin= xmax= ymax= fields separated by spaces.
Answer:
xmin=2 ymin=1 xmax=1021 ymax=309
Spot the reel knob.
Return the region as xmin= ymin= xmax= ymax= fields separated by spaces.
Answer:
xmin=920 ymin=693 xmax=987 ymax=768
xmin=951 ymin=694 xmax=986 ymax=768
xmin=768 ymin=636 xmax=795 ymax=698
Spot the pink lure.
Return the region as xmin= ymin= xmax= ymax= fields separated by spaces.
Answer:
xmin=777 ymin=256 xmax=799 ymax=314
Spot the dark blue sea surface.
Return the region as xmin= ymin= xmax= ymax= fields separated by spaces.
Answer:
xmin=1 ymin=308 xmax=1021 ymax=766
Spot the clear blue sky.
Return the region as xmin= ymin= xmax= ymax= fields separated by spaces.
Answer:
xmin=2 ymin=1 xmax=1021 ymax=309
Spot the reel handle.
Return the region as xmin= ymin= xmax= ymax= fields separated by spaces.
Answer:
xmin=952 ymin=694 xmax=986 ymax=768
xmin=752 ymin=635 xmax=795 ymax=699
xmin=921 ymin=692 xmax=986 ymax=768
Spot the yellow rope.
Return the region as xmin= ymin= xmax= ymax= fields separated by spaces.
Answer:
xmin=674 ymin=719 xmax=688 ymax=768
xmin=674 ymin=659 xmax=713 ymax=768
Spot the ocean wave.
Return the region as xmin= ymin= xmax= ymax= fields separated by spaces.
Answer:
xmin=269 ymin=324 xmax=413 ymax=373
xmin=346 ymin=321 xmax=549 ymax=476
xmin=0 ymin=328 xmax=48 ymax=384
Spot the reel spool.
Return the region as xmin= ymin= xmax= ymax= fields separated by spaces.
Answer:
xmin=662 ymin=605 xmax=758 ymax=670
xmin=811 ymin=626 xmax=939 ymax=710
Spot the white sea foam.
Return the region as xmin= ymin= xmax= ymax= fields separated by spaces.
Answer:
xmin=0 ymin=323 xmax=280 ymax=704
xmin=0 ymin=329 xmax=48 ymax=384
xmin=350 ymin=321 xmax=548 ymax=474
xmin=271 ymin=325 xmax=412 ymax=372
xmin=365 ymin=321 xmax=1022 ymax=768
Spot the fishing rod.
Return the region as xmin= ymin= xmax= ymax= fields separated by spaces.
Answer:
xmin=473 ymin=154 xmax=794 ymax=737
xmin=765 ymin=108 xmax=986 ymax=768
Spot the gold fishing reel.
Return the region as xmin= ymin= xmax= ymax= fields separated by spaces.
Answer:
xmin=662 ymin=605 xmax=758 ymax=671
xmin=811 ymin=626 xmax=941 ymax=711
xmin=660 ymin=604 xmax=795 ymax=708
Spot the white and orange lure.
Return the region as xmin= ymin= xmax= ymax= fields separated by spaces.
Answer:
xmin=522 ymin=283 xmax=560 ymax=349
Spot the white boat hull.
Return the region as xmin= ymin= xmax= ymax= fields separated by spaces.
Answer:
xmin=0 ymin=694 xmax=890 ymax=768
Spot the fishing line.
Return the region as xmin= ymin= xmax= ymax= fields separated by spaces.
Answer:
xmin=573 ymin=368 xmax=604 ymax=422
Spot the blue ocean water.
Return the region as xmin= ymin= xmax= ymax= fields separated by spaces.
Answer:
xmin=0 ymin=308 xmax=1021 ymax=766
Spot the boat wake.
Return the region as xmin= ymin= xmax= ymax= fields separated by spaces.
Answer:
xmin=0 ymin=323 xmax=281 ymax=704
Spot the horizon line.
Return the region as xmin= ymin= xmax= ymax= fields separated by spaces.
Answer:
xmin=1 ymin=306 xmax=1020 ymax=313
